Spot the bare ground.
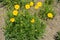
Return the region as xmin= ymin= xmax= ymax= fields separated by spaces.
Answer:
xmin=0 ymin=7 xmax=5 ymax=40
xmin=41 ymin=2 xmax=60 ymax=40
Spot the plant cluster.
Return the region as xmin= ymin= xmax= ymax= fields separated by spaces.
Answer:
xmin=0 ymin=0 xmax=56 ymax=40
xmin=55 ymin=32 xmax=60 ymax=40
xmin=1 ymin=0 xmax=35 ymax=9
xmin=38 ymin=4 xmax=55 ymax=20
xmin=45 ymin=0 xmax=54 ymax=5
xmin=57 ymin=0 xmax=60 ymax=3
xmin=4 ymin=3 xmax=46 ymax=40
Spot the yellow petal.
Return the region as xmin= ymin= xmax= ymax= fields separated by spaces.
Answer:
xmin=10 ymin=18 xmax=15 ymax=22
xmin=13 ymin=10 xmax=18 ymax=16
xmin=31 ymin=19 xmax=35 ymax=23
xmin=25 ymin=4 xmax=30 ymax=9
xmin=37 ymin=2 xmax=42 ymax=7
xmin=30 ymin=2 xmax=34 ymax=6
xmin=47 ymin=13 xmax=53 ymax=18
xmin=35 ymin=5 xmax=39 ymax=9
xmin=14 ymin=4 xmax=20 ymax=10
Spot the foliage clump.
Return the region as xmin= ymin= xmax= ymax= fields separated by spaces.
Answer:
xmin=55 ymin=32 xmax=60 ymax=40
xmin=4 ymin=3 xmax=46 ymax=40
xmin=0 ymin=0 xmax=56 ymax=40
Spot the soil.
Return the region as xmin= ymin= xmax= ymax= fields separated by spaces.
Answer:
xmin=0 ymin=0 xmax=60 ymax=40
xmin=0 ymin=7 xmax=5 ymax=40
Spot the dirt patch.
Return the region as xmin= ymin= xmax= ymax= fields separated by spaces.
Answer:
xmin=0 ymin=7 xmax=5 ymax=40
xmin=41 ymin=3 xmax=60 ymax=40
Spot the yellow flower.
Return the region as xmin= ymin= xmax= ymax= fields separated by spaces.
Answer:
xmin=10 ymin=18 xmax=15 ymax=22
xmin=25 ymin=4 xmax=30 ymax=9
xmin=37 ymin=2 xmax=42 ymax=7
xmin=31 ymin=19 xmax=35 ymax=23
xmin=13 ymin=10 xmax=18 ymax=16
xmin=30 ymin=2 xmax=34 ymax=6
xmin=14 ymin=4 xmax=20 ymax=10
xmin=35 ymin=5 xmax=39 ymax=9
xmin=47 ymin=13 xmax=53 ymax=18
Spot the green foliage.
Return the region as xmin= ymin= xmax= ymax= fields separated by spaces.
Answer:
xmin=45 ymin=0 xmax=54 ymax=5
xmin=3 ymin=0 xmax=56 ymax=40
xmin=57 ymin=0 xmax=60 ymax=3
xmin=1 ymin=0 xmax=36 ymax=9
xmin=55 ymin=32 xmax=60 ymax=40
xmin=0 ymin=0 xmax=3 ymax=2
xmin=4 ymin=9 xmax=46 ymax=40
xmin=37 ymin=4 xmax=55 ymax=20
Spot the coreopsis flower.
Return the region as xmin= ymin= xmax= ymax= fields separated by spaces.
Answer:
xmin=31 ymin=18 xmax=35 ymax=23
xmin=13 ymin=10 xmax=18 ymax=16
xmin=10 ymin=18 xmax=15 ymax=22
xmin=14 ymin=4 xmax=20 ymax=10
xmin=25 ymin=4 xmax=30 ymax=9
xmin=37 ymin=2 xmax=42 ymax=7
xmin=30 ymin=2 xmax=34 ymax=6
xmin=47 ymin=13 xmax=53 ymax=18
xmin=34 ymin=5 xmax=39 ymax=9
